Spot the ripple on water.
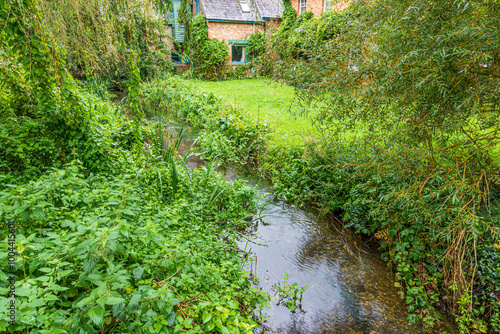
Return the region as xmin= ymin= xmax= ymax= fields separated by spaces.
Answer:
xmin=239 ymin=188 xmax=426 ymax=334
xmin=158 ymin=116 xmax=453 ymax=333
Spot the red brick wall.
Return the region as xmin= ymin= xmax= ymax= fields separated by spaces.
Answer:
xmin=206 ymin=22 xmax=264 ymax=66
xmin=290 ymin=0 xmax=324 ymax=17
xmin=264 ymin=19 xmax=281 ymax=32
xmin=207 ymin=22 xmax=264 ymax=43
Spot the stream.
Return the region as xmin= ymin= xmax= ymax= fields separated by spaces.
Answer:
xmin=114 ymin=91 xmax=451 ymax=333
xmin=166 ymin=117 xmax=431 ymax=334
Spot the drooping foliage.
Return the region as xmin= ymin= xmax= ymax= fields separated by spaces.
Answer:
xmin=0 ymin=1 xmax=270 ymax=332
xmin=37 ymin=0 xmax=175 ymax=84
xmin=253 ymin=0 xmax=500 ymax=330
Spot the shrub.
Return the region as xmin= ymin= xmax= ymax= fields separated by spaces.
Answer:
xmin=247 ymin=31 xmax=265 ymax=58
xmin=188 ymin=15 xmax=229 ymax=81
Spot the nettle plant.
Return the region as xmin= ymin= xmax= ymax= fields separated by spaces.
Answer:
xmin=0 ymin=1 xmax=271 ymax=332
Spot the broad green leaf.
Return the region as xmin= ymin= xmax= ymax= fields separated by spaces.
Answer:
xmin=166 ymin=311 xmax=176 ymax=326
xmin=88 ymin=306 xmax=104 ymax=326
xmin=202 ymin=310 xmax=212 ymax=324
xmin=132 ymin=267 xmax=144 ymax=281
xmin=14 ymin=288 xmax=31 ymax=296
xmin=105 ymin=296 xmax=125 ymax=305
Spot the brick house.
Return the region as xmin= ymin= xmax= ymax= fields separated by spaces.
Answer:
xmin=289 ymin=0 xmax=350 ymax=17
xmin=170 ymin=0 xmax=283 ymax=65
xmin=167 ymin=0 xmax=349 ymax=66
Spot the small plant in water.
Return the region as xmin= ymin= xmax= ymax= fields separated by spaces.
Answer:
xmin=272 ymin=273 xmax=308 ymax=312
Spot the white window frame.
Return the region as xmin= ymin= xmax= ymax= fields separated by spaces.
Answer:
xmin=299 ymin=0 xmax=307 ymax=15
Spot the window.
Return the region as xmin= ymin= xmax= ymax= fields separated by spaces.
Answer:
xmin=231 ymin=45 xmax=246 ymax=63
xmin=324 ymin=0 xmax=332 ymax=12
xmin=239 ymin=0 xmax=250 ymax=13
xmin=299 ymin=0 xmax=306 ymax=14
xmin=171 ymin=51 xmax=190 ymax=64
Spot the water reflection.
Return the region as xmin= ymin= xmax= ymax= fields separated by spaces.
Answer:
xmin=235 ymin=177 xmax=424 ymax=334
xmin=154 ymin=111 xmax=453 ymax=333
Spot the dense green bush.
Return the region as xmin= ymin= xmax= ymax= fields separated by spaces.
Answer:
xmin=276 ymin=0 xmax=297 ymax=37
xmin=247 ymin=32 xmax=265 ymax=58
xmin=0 ymin=2 xmax=269 ymax=332
xmin=138 ymin=49 xmax=175 ymax=81
xmin=0 ymin=89 xmax=119 ymax=182
xmin=0 ymin=85 xmax=270 ymax=333
xmin=139 ymin=77 xmax=268 ymax=165
xmin=0 ymin=155 xmax=268 ymax=332
xmin=187 ymin=15 xmax=229 ymax=81
xmin=252 ymin=0 xmax=500 ymax=331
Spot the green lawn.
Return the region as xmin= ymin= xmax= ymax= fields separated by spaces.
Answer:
xmin=189 ymin=78 xmax=320 ymax=146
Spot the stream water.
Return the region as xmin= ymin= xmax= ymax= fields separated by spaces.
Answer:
xmin=164 ymin=117 xmax=432 ymax=334
xmin=113 ymin=90 xmax=451 ymax=333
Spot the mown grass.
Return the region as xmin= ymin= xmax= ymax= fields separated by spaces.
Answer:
xmin=190 ymin=78 xmax=320 ymax=147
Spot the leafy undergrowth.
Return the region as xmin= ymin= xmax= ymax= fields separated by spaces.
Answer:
xmin=0 ymin=87 xmax=269 ymax=333
xmin=144 ymin=75 xmax=500 ymax=333
xmin=140 ymin=77 xmax=269 ymax=166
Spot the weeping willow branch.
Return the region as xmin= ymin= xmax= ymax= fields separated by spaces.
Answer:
xmin=38 ymin=0 xmax=173 ymax=76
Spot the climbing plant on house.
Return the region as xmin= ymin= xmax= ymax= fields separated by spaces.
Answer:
xmin=180 ymin=14 xmax=229 ymax=80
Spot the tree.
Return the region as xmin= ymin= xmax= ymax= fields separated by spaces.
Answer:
xmin=262 ymin=0 xmax=500 ymax=329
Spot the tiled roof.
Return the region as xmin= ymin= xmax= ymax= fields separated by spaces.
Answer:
xmin=255 ymin=0 xmax=283 ymax=19
xmin=201 ymin=0 xmax=283 ymax=22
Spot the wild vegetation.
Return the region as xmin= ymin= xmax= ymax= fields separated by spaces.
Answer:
xmin=136 ymin=0 xmax=500 ymax=331
xmin=3 ymin=0 xmax=500 ymax=332
xmin=0 ymin=1 xmax=269 ymax=333
xmin=182 ymin=15 xmax=230 ymax=80
xmin=252 ymin=0 xmax=500 ymax=332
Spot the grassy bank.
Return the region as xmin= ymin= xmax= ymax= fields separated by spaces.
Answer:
xmin=191 ymin=78 xmax=319 ymax=147
xmin=141 ymin=75 xmax=500 ymax=332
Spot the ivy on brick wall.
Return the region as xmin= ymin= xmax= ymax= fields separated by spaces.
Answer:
xmin=185 ymin=15 xmax=230 ymax=80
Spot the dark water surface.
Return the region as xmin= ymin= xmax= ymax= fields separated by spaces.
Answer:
xmin=234 ymin=174 xmax=423 ymax=334
xmin=134 ymin=104 xmax=455 ymax=334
